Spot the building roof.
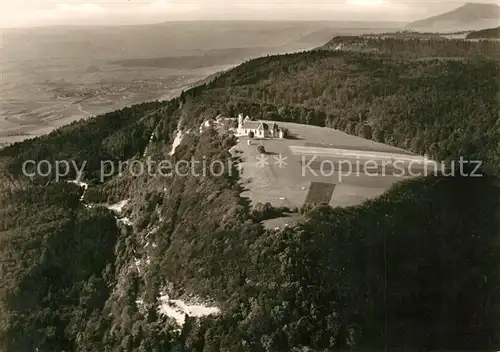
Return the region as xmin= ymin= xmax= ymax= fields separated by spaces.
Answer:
xmin=268 ymin=122 xmax=279 ymax=130
xmin=240 ymin=120 xmax=280 ymax=131
xmin=241 ymin=121 xmax=264 ymax=130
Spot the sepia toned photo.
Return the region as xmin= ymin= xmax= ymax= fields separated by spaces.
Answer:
xmin=0 ymin=0 xmax=499 ymax=351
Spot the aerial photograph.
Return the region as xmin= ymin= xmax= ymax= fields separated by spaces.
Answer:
xmin=0 ymin=0 xmax=499 ymax=350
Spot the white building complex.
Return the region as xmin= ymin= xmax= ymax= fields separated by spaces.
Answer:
xmin=236 ymin=114 xmax=284 ymax=139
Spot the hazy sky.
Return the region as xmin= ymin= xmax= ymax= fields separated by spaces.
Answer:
xmin=0 ymin=0 xmax=496 ymax=28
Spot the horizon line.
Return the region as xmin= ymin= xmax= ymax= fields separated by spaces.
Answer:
xmin=1 ymin=19 xmax=409 ymax=30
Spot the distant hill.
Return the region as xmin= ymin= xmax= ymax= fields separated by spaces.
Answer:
xmin=320 ymin=34 xmax=500 ymax=59
xmin=466 ymin=26 xmax=500 ymax=39
xmin=407 ymin=3 xmax=500 ymax=32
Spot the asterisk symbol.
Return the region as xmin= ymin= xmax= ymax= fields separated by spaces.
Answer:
xmin=274 ymin=154 xmax=288 ymax=168
xmin=256 ymin=154 xmax=269 ymax=168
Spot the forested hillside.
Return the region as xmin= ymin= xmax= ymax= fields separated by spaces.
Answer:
xmin=321 ymin=35 xmax=500 ymax=57
xmin=0 ymin=37 xmax=498 ymax=351
xmin=179 ymin=40 xmax=499 ymax=171
xmin=466 ymin=26 xmax=500 ymax=39
xmin=0 ymin=184 xmax=120 ymax=351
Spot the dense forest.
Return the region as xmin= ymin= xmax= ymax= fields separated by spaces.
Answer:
xmin=321 ymin=35 xmax=500 ymax=58
xmin=0 ymin=36 xmax=498 ymax=351
xmin=179 ymin=40 xmax=500 ymax=172
xmin=466 ymin=26 xmax=500 ymax=39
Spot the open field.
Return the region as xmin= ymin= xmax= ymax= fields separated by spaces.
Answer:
xmin=236 ymin=121 xmax=436 ymax=228
xmin=0 ymin=57 xmax=231 ymax=143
